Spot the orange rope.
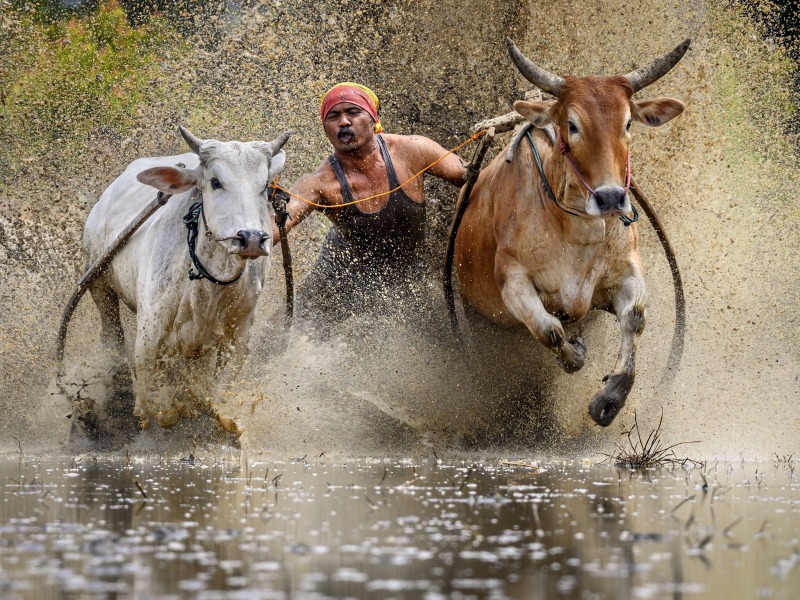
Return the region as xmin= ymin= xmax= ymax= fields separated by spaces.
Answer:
xmin=271 ymin=130 xmax=487 ymax=209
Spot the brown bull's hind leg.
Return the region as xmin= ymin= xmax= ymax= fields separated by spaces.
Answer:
xmin=498 ymin=258 xmax=587 ymax=371
xmin=589 ymin=272 xmax=647 ymax=427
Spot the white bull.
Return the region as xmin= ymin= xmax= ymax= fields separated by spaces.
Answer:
xmin=82 ymin=126 xmax=290 ymax=434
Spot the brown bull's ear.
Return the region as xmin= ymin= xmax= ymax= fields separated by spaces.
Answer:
xmin=514 ymin=100 xmax=556 ymax=128
xmin=632 ymin=98 xmax=685 ymax=127
xmin=137 ymin=166 xmax=200 ymax=194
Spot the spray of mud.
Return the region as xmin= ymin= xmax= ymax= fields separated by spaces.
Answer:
xmin=0 ymin=0 xmax=798 ymax=458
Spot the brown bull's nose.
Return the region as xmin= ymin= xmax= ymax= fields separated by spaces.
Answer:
xmin=594 ymin=187 xmax=627 ymax=212
xmin=235 ymin=229 xmax=269 ymax=257
xmin=592 ymin=186 xmax=629 ymax=216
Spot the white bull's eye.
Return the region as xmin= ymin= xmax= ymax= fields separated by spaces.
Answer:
xmin=210 ymin=178 xmax=222 ymax=190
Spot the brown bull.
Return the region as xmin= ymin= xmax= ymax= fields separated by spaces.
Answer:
xmin=454 ymin=38 xmax=690 ymax=426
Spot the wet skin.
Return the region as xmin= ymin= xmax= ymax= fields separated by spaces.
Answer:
xmin=271 ymin=103 xmax=467 ymax=241
xmin=454 ymin=76 xmax=684 ymax=427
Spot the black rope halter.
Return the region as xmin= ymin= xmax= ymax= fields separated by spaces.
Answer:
xmin=181 ymin=193 xmax=245 ymax=285
xmin=526 ymin=130 xmax=639 ymax=226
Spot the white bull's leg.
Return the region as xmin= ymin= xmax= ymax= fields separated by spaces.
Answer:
xmin=89 ymin=282 xmax=125 ymax=357
xmin=498 ymin=258 xmax=586 ymax=372
xmin=132 ymin=323 xmax=161 ymax=430
xmin=70 ymin=281 xmax=131 ymax=435
xmin=211 ymin=320 xmax=254 ymax=436
xmin=214 ymin=317 xmax=253 ymax=377
xmin=588 ymin=269 xmax=647 ymax=426
xmin=132 ymin=306 xmax=180 ymax=429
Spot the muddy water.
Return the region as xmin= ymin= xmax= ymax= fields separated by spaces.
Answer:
xmin=0 ymin=458 xmax=798 ymax=599
xmin=1 ymin=0 xmax=799 ymax=458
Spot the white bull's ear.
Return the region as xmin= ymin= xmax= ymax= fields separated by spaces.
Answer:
xmin=632 ymin=98 xmax=685 ymax=127
xmin=268 ymin=150 xmax=286 ymax=179
xmin=137 ymin=166 xmax=201 ymax=194
xmin=514 ymin=100 xmax=557 ymax=128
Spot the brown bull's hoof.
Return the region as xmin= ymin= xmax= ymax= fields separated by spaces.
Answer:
xmin=557 ymin=335 xmax=586 ymax=373
xmin=589 ymin=371 xmax=634 ymax=426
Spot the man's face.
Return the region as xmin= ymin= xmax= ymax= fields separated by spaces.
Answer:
xmin=323 ymin=102 xmax=375 ymax=153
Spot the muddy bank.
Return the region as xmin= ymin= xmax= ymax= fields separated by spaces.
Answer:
xmin=1 ymin=0 xmax=798 ymax=458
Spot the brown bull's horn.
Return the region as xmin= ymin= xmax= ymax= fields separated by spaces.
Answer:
xmin=624 ymin=38 xmax=691 ymax=92
xmin=505 ymin=37 xmax=564 ymax=97
xmin=268 ymin=129 xmax=292 ymax=155
xmin=179 ymin=125 xmax=203 ymax=155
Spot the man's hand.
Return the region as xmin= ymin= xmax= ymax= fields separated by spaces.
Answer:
xmin=268 ymin=186 xmax=289 ymax=241
xmin=266 ymin=185 xmax=283 ymax=202
xmin=269 ymin=174 xmax=319 ymax=243
xmin=270 ymin=188 xmax=293 ymax=228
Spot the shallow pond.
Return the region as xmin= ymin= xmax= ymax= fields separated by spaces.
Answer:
xmin=0 ymin=457 xmax=797 ymax=599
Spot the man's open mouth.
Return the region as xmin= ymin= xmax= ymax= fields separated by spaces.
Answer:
xmin=337 ymin=128 xmax=356 ymax=143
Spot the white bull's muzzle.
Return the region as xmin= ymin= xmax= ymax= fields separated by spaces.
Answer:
xmin=230 ymin=229 xmax=270 ymax=258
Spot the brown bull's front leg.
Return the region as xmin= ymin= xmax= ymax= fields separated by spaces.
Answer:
xmin=589 ymin=270 xmax=647 ymax=426
xmin=498 ymin=258 xmax=586 ymax=372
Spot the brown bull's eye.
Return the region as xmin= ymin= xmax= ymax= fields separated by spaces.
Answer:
xmin=210 ymin=178 xmax=222 ymax=190
xmin=568 ymin=121 xmax=578 ymax=135
xmin=626 ymin=119 xmax=632 ymax=132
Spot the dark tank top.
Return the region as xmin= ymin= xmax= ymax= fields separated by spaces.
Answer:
xmin=321 ymin=134 xmax=425 ymax=274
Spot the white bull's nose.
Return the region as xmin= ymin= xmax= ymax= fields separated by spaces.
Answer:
xmin=234 ymin=229 xmax=269 ymax=257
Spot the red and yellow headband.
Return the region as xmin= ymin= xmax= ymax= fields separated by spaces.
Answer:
xmin=320 ymin=82 xmax=382 ymax=133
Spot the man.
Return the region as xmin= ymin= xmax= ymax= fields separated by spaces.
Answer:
xmin=273 ymin=82 xmax=466 ymax=322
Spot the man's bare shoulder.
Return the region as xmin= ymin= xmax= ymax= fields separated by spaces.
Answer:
xmin=291 ymin=157 xmax=339 ymax=203
xmin=381 ymin=133 xmax=436 ymax=169
xmin=381 ymin=132 xmax=435 ymax=151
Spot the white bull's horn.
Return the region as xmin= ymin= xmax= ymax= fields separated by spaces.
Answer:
xmin=624 ymin=39 xmax=691 ymax=92
xmin=505 ymin=37 xmax=564 ymax=97
xmin=179 ymin=125 xmax=203 ymax=155
xmin=268 ymin=130 xmax=292 ymax=155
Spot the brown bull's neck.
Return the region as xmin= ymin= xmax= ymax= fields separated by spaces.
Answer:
xmin=543 ymin=147 xmax=567 ymax=206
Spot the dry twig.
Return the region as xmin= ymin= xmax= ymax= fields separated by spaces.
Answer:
xmin=600 ymin=409 xmax=701 ymax=468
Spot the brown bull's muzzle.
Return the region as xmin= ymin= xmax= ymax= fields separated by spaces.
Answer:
xmin=589 ymin=186 xmax=631 ymax=218
xmin=232 ymin=229 xmax=270 ymax=258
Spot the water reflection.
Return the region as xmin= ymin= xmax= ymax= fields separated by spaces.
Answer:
xmin=0 ymin=458 xmax=797 ymax=598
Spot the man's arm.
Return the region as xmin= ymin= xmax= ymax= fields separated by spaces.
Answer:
xmin=406 ymin=135 xmax=467 ymax=187
xmin=271 ymin=173 xmax=322 ymax=242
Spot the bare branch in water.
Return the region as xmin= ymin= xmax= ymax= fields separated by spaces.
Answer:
xmin=600 ymin=409 xmax=702 ymax=469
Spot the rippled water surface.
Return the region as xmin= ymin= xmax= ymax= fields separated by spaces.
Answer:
xmin=0 ymin=458 xmax=798 ymax=599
